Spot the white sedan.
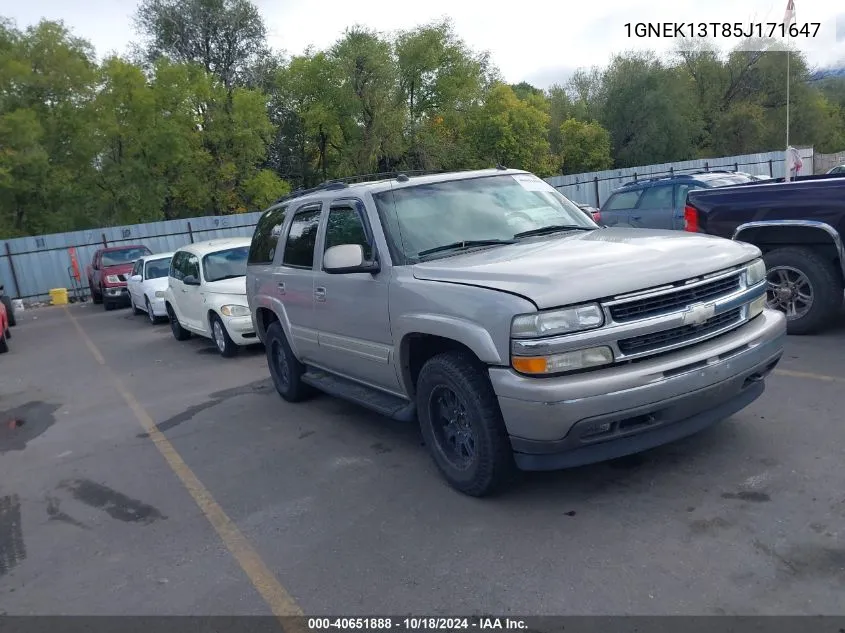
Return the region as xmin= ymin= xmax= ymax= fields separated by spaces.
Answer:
xmin=127 ymin=252 xmax=175 ymax=324
xmin=163 ymin=238 xmax=257 ymax=357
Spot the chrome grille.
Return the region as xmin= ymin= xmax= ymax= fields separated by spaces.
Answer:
xmin=617 ymin=307 xmax=743 ymax=356
xmin=609 ymin=273 xmax=741 ymax=322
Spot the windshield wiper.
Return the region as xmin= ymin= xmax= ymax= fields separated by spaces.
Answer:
xmin=417 ymin=239 xmax=516 ymax=258
xmin=513 ymin=225 xmax=595 ymax=239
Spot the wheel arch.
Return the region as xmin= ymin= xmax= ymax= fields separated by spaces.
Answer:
xmin=732 ymin=220 xmax=845 ymax=283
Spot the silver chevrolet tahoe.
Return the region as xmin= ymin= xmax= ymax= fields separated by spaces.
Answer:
xmin=245 ymin=168 xmax=787 ymax=497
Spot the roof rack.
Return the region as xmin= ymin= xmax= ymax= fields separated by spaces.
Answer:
xmin=273 ymin=180 xmax=348 ymax=204
xmin=621 ymin=168 xmax=744 ymax=187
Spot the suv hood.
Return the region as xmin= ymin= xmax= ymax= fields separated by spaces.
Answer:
xmin=203 ymin=276 xmax=246 ymax=296
xmin=103 ymin=263 xmax=135 ymax=276
xmin=412 ymin=228 xmax=760 ymax=309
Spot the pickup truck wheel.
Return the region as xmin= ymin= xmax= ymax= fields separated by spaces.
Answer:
xmin=265 ymin=321 xmax=312 ymax=402
xmin=90 ymin=284 xmax=102 ymax=304
xmin=0 ymin=328 xmax=8 ymax=354
xmin=416 ymin=351 xmax=514 ymax=497
xmin=167 ymin=305 xmax=191 ymax=341
xmin=211 ymin=314 xmax=238 ymax=358
xmin=764 ymin=247 xmax=843 ymax=335
xmin=103 ymin=300 xmax=114 ymax=311
xmin=1 ymin=295 xmax=15 ymax=327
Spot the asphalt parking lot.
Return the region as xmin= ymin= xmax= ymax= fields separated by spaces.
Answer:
xmin=1 ymin=302 xmax=844 ymax=616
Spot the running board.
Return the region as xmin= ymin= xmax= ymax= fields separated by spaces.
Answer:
xmin=301 ymin=368 xmax=417 ymax=422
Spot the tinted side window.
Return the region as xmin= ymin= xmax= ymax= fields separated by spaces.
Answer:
xmin=170 ymin=252 xmax=186 ymax=281
xmin=248 ymin=204 xmax=288 ymax=265
xmin=185 ymin=254 xmax=200 ymax=279
xmin=324 ymin=206 xmax=372 ymax=260
xmin=283 ymin=208 xmax=321 ymax=268
xmin=603 ymin=190 xmax=642 ymax=211
xmin=637 ymin=185 xmax=674 ymax=210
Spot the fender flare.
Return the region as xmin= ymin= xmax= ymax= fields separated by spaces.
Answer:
xmin=732 ymin=219 xmax=845 ymax=279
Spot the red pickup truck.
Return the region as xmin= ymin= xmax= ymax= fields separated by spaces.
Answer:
xmin=87 ymin=245 xmax=152 ymax=311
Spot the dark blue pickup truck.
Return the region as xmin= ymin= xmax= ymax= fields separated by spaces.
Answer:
xmin=684 ymin=174 xmax=845 ymax=335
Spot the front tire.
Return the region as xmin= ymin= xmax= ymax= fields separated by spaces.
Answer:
xmin=145 ymin=297 xmax=158 ymax=324
xmin=764 ymin=246 xmax=843 ymax=335
xmin=1 ymin=295 xmax=15 ymax=327
xmin=91 ymin=283 xmax=103 ymax=304
xmin=416 ymin=351 xmax=514 ymax=497
xmin=167 ymin=304 xmax=191 ymax=341
xmin=0 ymin=328 xmax=8 ymax=354
xmin=132 ymin=297 xmax=143 ymax=315
xmin=265 ymin=321 xmax=313 ymax=402
xmin=210 ymin=314 xmax=238 ymax=358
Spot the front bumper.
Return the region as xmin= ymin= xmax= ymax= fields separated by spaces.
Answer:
xmin=222 ymin=314 xmax=257 ymax=345
xmin=150 ymin=296 xmax=167 ymax=317
xmin=489 ymin=309 xmax=786 ymax=471
xmin=103 ymin=286 xmax=129 ymax=302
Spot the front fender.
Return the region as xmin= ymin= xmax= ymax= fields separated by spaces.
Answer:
xmin=393 ymin=313 xmax=505 ymax=365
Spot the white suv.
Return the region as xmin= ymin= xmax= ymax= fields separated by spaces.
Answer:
xmin=164 ymin=238 xmax=258 ymax=357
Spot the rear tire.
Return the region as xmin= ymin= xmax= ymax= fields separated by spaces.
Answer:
xmin=416 ymin=351 xmax=514 ymax=497
xmin=167 ymin=304 xmax=191 ymax=341
xmin=210 ymin=314 xmax=239 ymax=358
xmin=265 ymin=321 xmax=313 ymax=402
xmin=764 ymin=246 xmax=843 ymax=335
xmin=1 ymin=295 xmax=15 ymax=327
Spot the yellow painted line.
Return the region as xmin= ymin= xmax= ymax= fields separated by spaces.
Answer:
xmin=63 ymin=307 xmax=305 ymax=624
xmin=774 ymin=368 xmax=845 ymax=384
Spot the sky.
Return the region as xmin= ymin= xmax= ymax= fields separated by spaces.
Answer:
xmin=5 ymin=0 xmax=845 ymax=88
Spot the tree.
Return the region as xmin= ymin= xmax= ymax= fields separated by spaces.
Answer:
xmin=134 ymin=0 xmax=268 ymax=88
xmin=558 ymin=118 xmax=612 ymax=174
xmin=469 ymin=83 xmax=552 ymax=175
xmin=599 ymin=52 xmax=701 ymax=166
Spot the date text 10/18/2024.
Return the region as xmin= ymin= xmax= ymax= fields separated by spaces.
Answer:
xmin=624 ymin=22 xmax=821 ymax=39
xmin=307 ymin=618 xmax=528 ymax=631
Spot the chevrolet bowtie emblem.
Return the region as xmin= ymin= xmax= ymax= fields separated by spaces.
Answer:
xmin=682 ymin=302 xmax=716 ymax=326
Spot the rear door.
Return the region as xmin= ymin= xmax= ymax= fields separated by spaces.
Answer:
xmin=630 ymin=184 xmax=675 ymax=229
xmin=600 ymin=189 xmax=643 ymax=227
xmin=275 ymin=203 xmax=323 ymax=361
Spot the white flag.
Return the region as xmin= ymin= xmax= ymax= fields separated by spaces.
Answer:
xmin=783 ymin=0 xmax=796 ymax=27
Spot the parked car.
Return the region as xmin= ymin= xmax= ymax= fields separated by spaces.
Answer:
xmin=164 ymin=238 xmax=257 ymax=357
xmin=0 ymin=299 xmax=9 ymax=354
xmin=0 ymin=282 xmax=16 ymax=327
xmin=87 ymin=245 xmax=153 ymax=310
xmin=600 ymin=171 xmax=760 ymax=230
xmin=127 ymin=252 xmax=175 ymax=324
xmin=684 ymin=174 xmax=845 ymax=334
xmin=826 ymin=165 xmax=845 ymax=175
xmin=246 ymin=168 xmax=786 ymax=497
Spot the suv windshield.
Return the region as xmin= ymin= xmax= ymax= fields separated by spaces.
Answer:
xmin=202 ymin=246 xmax=249 ymax=283
xmin=372 ymin=173 xmax=596 ymax=261
xmin=102 ymin=247 xmax=151 ymax=267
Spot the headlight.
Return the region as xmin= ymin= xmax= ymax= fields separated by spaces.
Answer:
xmin=745 ymin=259 xmax=767 ymax=286
xmin=220 ymin=304 xmax=250 ymax=317
xmin=106 ymin=275 xmax=121 ymax=284
xmin=154 ymin=290 xmax=165 ymax=298
xmin=512 ymin=346 xmax=614 ymax=375
xmin=748 ymin=294 xmax=767 ymax=319
xmin=511 ymin=303 xmax=604 ymax=338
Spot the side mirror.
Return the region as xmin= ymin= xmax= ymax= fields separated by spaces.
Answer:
xmin=183 ymin=275 xmax=201 ymax=286
xmin=323 ymin=244 xmax=379 ymax=274
xmin=129 ymin=274 xmax=142 ymax=282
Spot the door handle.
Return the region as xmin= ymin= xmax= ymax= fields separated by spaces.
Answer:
xmin=314 ymin=286 xmax=326 ymax=302
xmin=277 ymin=281 xmax=285 ymax=294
